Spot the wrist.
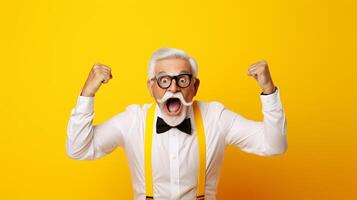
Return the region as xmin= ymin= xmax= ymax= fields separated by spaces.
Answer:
xmin=262 ymin=85 xmax=276 ymax=95
xmin=80 ymin=88 xmax=95 ymax=97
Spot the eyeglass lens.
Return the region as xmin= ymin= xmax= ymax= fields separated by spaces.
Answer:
xmin=157 ymin=74 xmax=191 ymax=88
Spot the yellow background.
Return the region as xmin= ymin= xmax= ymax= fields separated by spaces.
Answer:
xmin=1 ymin=0 xmax=356 ymax=199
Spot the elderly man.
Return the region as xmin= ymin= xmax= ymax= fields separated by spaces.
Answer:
xmin=66 ymin=48 xmax=287 ymax=200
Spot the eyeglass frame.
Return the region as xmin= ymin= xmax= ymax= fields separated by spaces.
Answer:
xmin=150 ymin=73 xmax=194 ymax=89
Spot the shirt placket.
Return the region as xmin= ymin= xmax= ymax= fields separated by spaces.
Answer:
xmin=169 ymin=128 xmax=180 ymax=199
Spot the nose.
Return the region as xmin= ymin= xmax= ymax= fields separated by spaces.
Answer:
xmin=168 ymin=79 xmax=179 ymax=93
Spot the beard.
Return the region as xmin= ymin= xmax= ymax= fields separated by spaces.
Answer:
xmin=156 ymin=91 xmax=193 ymax=127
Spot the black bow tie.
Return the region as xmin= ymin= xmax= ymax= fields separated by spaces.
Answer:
xmin=156 ymin=117 xmax=192 ymax=135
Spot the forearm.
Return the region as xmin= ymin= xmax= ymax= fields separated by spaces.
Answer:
xmin=260 ymin=87 xmax=288 ymax=155
xmin=66 ymin=95 xmax=99 ymax=160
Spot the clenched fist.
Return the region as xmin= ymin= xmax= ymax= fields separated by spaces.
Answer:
xmin=247 ymin=60 xmax=276 ymax=95
xmin=80 ymin=63 xmax=113 ymax=97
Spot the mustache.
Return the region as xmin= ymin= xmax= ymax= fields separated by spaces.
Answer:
xmin=157 ymin=91 xmax=193 ymax=106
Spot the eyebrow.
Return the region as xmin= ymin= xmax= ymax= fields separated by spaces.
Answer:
xmin=156 ymin=70 xmax=191 ymax=76
xmin=157 ymin=71 xmax=167 ymax=76
xmin=179 ymin=70 xmax=191 ymax=74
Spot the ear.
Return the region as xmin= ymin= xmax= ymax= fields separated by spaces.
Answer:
xmin=193 ymin=78 xmax=200 ymax=96
xmin=147 ymin=80 xmax=154 ymax=97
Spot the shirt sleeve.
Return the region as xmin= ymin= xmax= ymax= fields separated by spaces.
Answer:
xmin=222 ymin=87 xmax=288 ymax=156
xmin=65 ymin=94 xmax=135 ymax=160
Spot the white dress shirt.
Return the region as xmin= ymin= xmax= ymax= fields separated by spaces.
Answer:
xmin=66 ymin=87 xmax=287 ymax=200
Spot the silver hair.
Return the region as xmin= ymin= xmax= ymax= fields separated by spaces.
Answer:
xmin=148 ymin=48 xmax=198 ymax=79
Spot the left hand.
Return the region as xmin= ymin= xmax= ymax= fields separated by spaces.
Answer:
xmin=247 ymin=60 xmax=276 ymax=94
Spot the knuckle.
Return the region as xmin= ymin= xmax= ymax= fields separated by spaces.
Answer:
xmin=93 ymin=63 xmax=101 ymax=68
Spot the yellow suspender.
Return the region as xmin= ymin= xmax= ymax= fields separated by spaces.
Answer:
xmin=193 ymin=101 xmax=206 ymax=200
xmin=144 ymin=101 xmax=206 ymax=200
xmin=144 ymin=103 xmax=156 ymax=200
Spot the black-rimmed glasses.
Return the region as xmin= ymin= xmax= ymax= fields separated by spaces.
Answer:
xmin=152 ymin=74 xmax=193 ymax=89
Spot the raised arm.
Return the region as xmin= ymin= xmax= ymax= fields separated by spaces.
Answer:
xmin=66 ymin=63 xmax=128 ymax=160
xmin=223 ymin=60 xmax=287 ymax=156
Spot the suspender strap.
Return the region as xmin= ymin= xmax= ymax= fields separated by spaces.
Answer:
xmin=144 ymin=104 xmax=156 ymax=199
xmin=193 ymin=101 xmax=206 ymax=200
xmin=144 ymin=101 xmax=206 ymax=200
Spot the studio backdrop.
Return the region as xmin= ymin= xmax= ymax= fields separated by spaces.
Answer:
xmin=1 ymin=0 xmax=356 ymax=199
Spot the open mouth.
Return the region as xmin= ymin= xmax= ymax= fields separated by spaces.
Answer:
xmin=165 ymin=98 xmax=182 ymax=116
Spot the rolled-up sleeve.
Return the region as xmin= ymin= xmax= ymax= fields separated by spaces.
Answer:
xmin=66 ymin=95 xmax=134 ymax=160
xmin=223 ymin=87 xmax=288 ymax=156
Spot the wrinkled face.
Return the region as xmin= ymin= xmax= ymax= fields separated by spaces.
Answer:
xmin=147 ymin=58 xmax=200 ymax=120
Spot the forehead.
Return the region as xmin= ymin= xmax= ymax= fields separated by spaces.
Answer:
xmin=154 ymin=58 xmax=192 ymax=75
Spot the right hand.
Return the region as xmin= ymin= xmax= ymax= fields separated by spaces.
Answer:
xmin=80 ymin=63 xmax=113 ymax=97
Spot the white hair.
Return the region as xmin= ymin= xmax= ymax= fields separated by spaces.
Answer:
xmin=148 ymin=48 xmax=198 ymax=79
